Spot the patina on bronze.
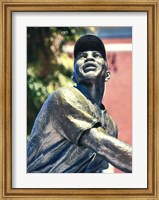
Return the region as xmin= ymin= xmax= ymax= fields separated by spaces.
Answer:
xmin=27 ymin=35 xmax=132 ymax=173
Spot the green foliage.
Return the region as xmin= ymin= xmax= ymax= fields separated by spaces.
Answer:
xmin=27 ymin=27 xmax=94 ymax=135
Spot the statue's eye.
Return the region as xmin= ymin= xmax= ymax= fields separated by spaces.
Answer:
xmin=78 ymin=54 xmax=86 ymax=59
xmin=79 ymin=56 xmax=85 ymax=59
xmin=94 ymin=53 xmax=102 ymax=58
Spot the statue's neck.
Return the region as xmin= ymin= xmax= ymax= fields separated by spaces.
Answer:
xmin=76 ymin=81 xmax=105 ymax=108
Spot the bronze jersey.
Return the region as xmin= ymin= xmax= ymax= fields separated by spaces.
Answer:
xmin=27 ymin=87 xmax=118 ymax=173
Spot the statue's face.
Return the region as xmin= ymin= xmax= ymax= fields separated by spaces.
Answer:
xmin=73 ymin=51 xmax=107 ymax=84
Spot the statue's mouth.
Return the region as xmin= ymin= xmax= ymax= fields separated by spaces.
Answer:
xmin=83 ymin=62 xmax=97 ymax=72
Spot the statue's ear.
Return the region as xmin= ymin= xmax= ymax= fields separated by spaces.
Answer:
xmin=105 ymin=70 xmax=111 ymax=82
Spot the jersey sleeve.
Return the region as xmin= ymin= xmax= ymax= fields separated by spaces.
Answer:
xmin=105 ymin=112 xmax=118 ymax=139
xmin=49 ymin=87 xmax=100 ymax=145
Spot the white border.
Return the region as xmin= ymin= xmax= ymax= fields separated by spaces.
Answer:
xmin=12 ymin=12 xmax=147 ymax=188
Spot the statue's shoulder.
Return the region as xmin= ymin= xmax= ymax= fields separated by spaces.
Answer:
xmin=51 ymin=87 xmax=78 ymax=98
xmin=57 ymin=86 xmax=77 ymax=95
xmin=48 ymin=87 xmax=81 ymax=105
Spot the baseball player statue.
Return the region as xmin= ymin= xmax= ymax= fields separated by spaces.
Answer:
xmin=27 ymin=35 xmax=132 ymax=173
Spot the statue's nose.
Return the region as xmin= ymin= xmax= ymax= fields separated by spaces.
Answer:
xmin=84 ymin=53 xmax=95 ymax=62
xmin=84 ymin=57 xmax=95 ymax=63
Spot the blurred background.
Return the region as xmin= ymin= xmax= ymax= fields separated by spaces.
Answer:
xmin=27 ymin=27 xmax=132 ymax=173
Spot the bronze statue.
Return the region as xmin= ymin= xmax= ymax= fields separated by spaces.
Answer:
xmin=27 ymin=34 xmax=132 ymax=173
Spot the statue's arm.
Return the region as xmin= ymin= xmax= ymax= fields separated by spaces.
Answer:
xmin=79 ymin=126 xmax=132 ymax=173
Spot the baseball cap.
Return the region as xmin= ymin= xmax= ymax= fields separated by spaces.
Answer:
xmin=74 ymin=34 xmax=106 ymax=61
